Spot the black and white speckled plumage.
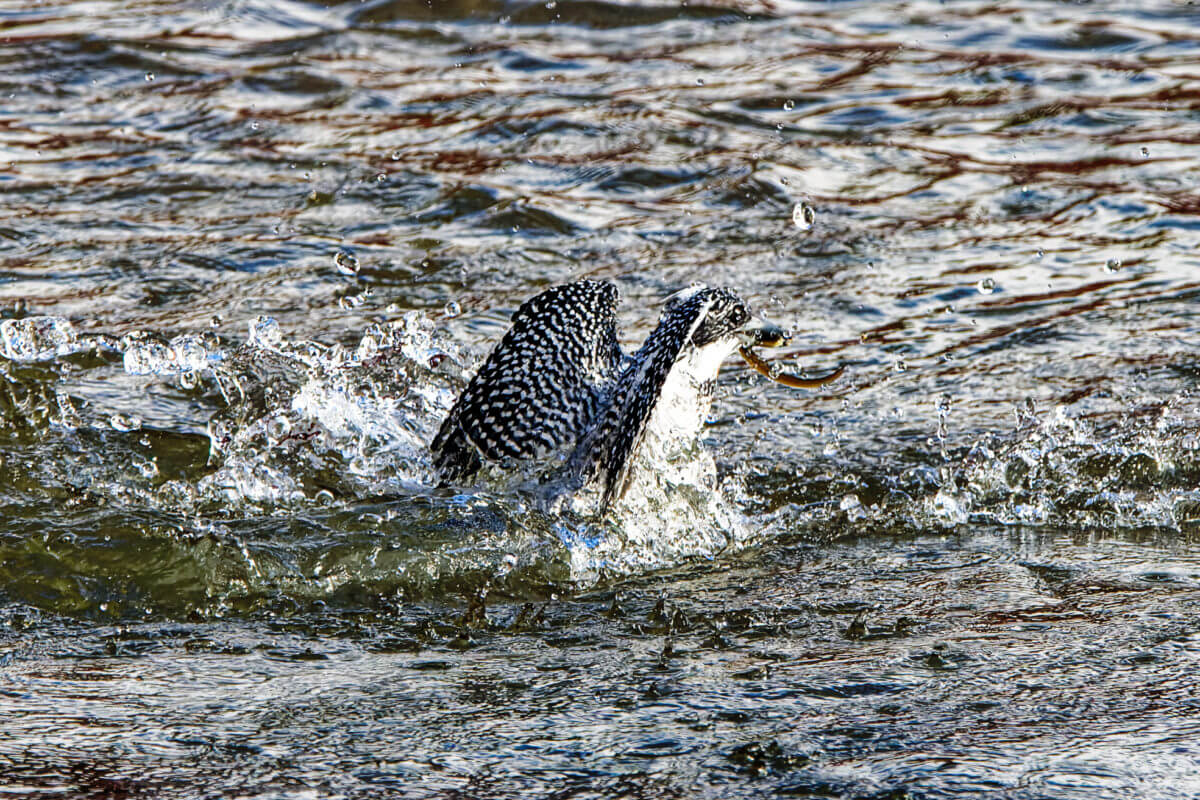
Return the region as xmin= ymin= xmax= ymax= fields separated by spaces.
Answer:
xmin=431 ymin=281 xmax=622 ymax=483
xmin=431 ymin=280 xmax=752 ymax=512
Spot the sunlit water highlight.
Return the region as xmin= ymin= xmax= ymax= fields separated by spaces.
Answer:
xmin=2 ymin=0 xmax=1200 ymax=796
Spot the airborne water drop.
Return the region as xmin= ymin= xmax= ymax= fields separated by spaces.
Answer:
xmin=791 ymin=201 xmax=815 ymax=231
xmin=334 ymin=250 xmax=360 ymax=276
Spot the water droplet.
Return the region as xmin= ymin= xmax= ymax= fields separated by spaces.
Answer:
xmin=791 ymin=201 xmax=815 ymax=231
xmin=0 ymin=317 xmax=80 ymax=362
xmin=334 ymin=250 xmax=360 ymax=276
xmin=894 ymin=360 xmax=908 ymax=373
xmin=179 ymin=370 xmax=200 ymax=390
xmin=444 ymin=300 xmax=462 ymax=318
xmin=338 ymin=294 xmax=365 ymax=310
xmin=314 ymin=489 xmax=335 ymax=506
xmin=545 ymin=0 xmax=557 ymax=7
xmin=497 ymin=552 xmax=519 ymax=577
xmin=249 ymin=121 xmax=260 ymax=131
xmin=977 ymin=277 xmax=996 ymax=295
xmin=144 ymin=72 xmax=155 ymax=82
xmin=390 ymin=150 xmax=401 ymax=160
xmin=248 ymin=316 xmax=283 ymax=349
xmin=1036 ymin=249 xmax=1045 ymax=258
xmin=109 ymin=413 xmax=142 ymax=432
xmin=1105 ymin=258 xmax=1123 ymax=273
xmin=695 ymin=78 xmax=705 ymax=86
xmin=782 ymin=99 xmax=795 ymax=111
xmin=1141 ymin=146 xmax=1149 ymax=157
xmin=374 ymin=173 xmax=386 ymax=183
xmin=267 ymin=416 xmax=291 ymax=441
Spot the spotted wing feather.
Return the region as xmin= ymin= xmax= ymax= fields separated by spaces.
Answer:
xmin=432 ymin=280 xmax=622 ymax=484
xmin=570 ymin=290 xmax=713 ymax=512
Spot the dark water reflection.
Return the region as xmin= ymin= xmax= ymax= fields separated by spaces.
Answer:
xmin=2 ymin=0 xmax=1200 ymax=796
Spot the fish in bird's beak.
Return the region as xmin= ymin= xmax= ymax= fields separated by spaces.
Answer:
xmin=738 ymin=319 xmax=844 ymax=389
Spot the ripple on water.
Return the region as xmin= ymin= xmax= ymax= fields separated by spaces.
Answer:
xmin=2 ymin=0 xmax=1200 ymax=796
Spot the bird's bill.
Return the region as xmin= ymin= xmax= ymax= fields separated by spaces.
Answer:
xmin=738 ymin=320 xmax=789 ymax=348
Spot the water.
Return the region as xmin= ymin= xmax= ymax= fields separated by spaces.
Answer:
xmin=2 ymin=0 xmax=1200 ymax=796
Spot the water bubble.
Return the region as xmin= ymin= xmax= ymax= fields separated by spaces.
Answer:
xmin=977 ymin=278 xmax=996 ymax=295
xmin=791 ymin=201 xmax=815 ymax=231
xmin=444 ymin=300 xmax=462 ymax=318
xmin=247 ymin=316 xmax=283 ymax=349
xmin=497 ymin=553 xmax=519 ymax=577
xmin=782 ymin=99 xmax=795 ymax=111
xmin=0 ymin=317 xmax=80 ymax=362
xmin=1105 ymin=258 xmax=1123 ymax=273
xmin=54 ymin=395 xmax=80 ymax=430
xmin=334 ymin=250 xmax=360 ymax=276
xmin=267 ymin=416 xmax=291 ymax=441
xmin=172 ymin=335 xmax=210 ymax=371
xmin=109 ymin=413 xmax=142 ymax=432
xmin=314 ymin=489 xmax=335 ymax=506
xmin=839 ymin=493 xmax=866 ymax=521
xmin=357 ymin=333 xmax=380 ymax=360
xmin=121 ymin=332 xmax=214 ymax=376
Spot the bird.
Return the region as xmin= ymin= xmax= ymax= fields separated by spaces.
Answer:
xmin=430 ymin=280 xmax=790 ymax=514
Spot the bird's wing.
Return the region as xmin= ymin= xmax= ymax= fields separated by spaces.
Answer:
xmin=431 ymin=280 xmax=622 ymax=484
xmin=572 ymin=289 xmax=713 ymax=512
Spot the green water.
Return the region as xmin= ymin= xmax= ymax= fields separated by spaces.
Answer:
xmin=2 ymin=0 xmax=1200 ymax=796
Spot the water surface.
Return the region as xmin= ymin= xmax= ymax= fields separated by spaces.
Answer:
xmin=2 ymin=0 xmax=1200 ymax=796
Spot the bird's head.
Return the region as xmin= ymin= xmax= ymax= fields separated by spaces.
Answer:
xmin=656 ymin=285 xmax=787 ymax=379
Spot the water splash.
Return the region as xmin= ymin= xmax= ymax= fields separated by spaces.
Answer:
xmin=854 ymin=398 xmax=1200 ymax=534
xmin=0 ymin=317 xmax=105 ymax=362
xmin=0 ymin=308 xmax=763 ymax=594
